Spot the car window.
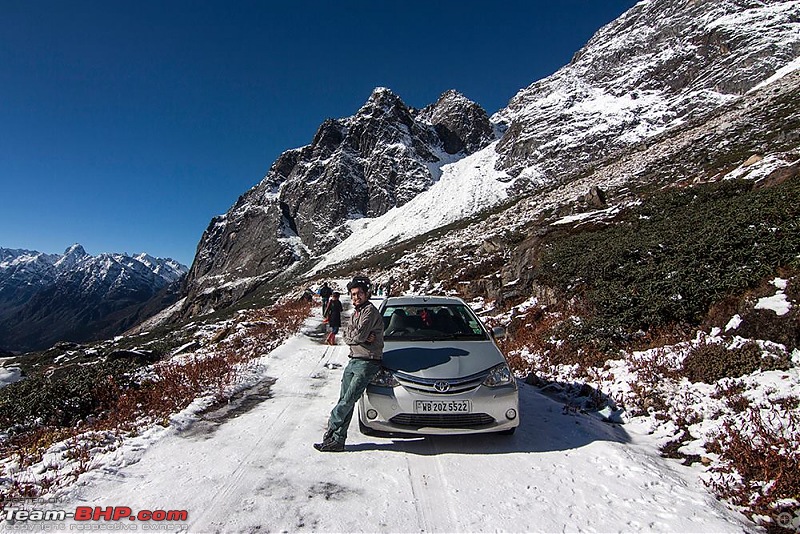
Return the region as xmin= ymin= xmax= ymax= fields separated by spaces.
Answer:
xmin=382 ymin=304 xmax=488 ymax=340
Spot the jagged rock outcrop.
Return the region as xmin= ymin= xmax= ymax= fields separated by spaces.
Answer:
xmin=182 ymin=88 xmax=494 ymax=317
xmin=0 ymin=246 xmax=187 ymax=352
xmin=178 ymin=0 xmax=799 ymax=322
xmin=493 ymin=0 xmax=800 ymax=184
xmin=419 ymin=90 xmax=494 ymax=155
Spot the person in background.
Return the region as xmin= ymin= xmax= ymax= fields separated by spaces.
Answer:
xmin=301 ymin=287 xmax=314 ymax=303
xmin=384 ymin=276 xmax=395 ymax=297
xmin=319 ymin=282 xmax=333 ymax=315
xmin=324 ymin=291 xmax=342 ymax=345
xmin=314 ymin=276 xmax=384 ymax=452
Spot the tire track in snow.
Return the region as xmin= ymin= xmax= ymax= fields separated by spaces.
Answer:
xmin=405 ymin=440 xmax=462 ymax=533
xmin=187 ymin=336 xmax=346 ymax=532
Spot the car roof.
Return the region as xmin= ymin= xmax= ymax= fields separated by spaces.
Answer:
xmin=382 ymin=295 xmax=467 ymax=307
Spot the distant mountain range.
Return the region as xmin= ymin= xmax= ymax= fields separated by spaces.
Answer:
xmin=0 ymin=245 xmax=187 ymax=352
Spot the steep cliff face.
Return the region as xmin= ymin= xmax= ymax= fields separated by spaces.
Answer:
xmin=493 ymin=0 xmax=800 ymax=184
xmin=183 ymin=88 xmax=494 ymax=316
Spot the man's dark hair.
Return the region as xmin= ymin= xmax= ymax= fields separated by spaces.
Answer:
xmin=346 ymin=275 xmax=371 ymax=294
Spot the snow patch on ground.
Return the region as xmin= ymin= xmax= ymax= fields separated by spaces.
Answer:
xmin=755 ymin=277 xmax=793 ymax=316
xmin=0 ymin=366 xmax=21 ymax=388
xmin=28 ymin=301 xmax=751 ymax=533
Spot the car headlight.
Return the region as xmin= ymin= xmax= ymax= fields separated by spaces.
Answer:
xmin=482 ymin=364 xmax=514 ymax=387
xmin=370 ymin=367 xmax=399 ymax=387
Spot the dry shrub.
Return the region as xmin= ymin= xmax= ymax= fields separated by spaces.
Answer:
xmin=706 ymin=405 xmax=800 ymax=527
xmin=712 ymin=380 xmax=752 ymax=414
xmin=0 ymin=297 xmax=312 ymax=506
xmin=499 ymin=303 xmax=610 ymax=379
xmin=702 ymin=270 xmax=799 ymax=352
xmin=682 ymin=341 xmax=792 ymax=384
xmin=622 ymin=348 xmax=681 ymax=417
xmin=736 ymin=309 xmax=800 ymax=353
xmin=628 ymin=323 xmax=693 ymax=352
xmin=0 ymin=427 xmax=73 ymax=469
xmin=100 ymin=298 xmax=312 ymax=431
xmin=498 ymin=306 xmax=555 ymax=376
xmin=660 ymin=429 xmax=701 ymax=466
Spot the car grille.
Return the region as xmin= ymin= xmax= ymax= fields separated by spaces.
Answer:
xmin=394 ymin=369 xmax=487 ymax=394
xmin=390 ymin=413 xmax=495 ymax=428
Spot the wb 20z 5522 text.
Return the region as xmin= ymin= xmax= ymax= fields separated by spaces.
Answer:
xmin=415 ymin=400 xmax=471 ymax=413
xmin=1 ymin=507 xmax=188 ymax=522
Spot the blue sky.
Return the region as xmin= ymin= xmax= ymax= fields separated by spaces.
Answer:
xmin=1 ymin=1 xmax=636 ymax=267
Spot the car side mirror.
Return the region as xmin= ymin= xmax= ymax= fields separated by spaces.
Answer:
xmin=491 ymin=326 xmax=507 ymax=340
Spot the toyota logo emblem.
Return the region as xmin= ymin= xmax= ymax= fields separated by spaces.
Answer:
xmin=433 ymin=381 xmax=451 ymax=392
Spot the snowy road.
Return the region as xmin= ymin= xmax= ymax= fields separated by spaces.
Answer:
xmin=60 ymin=314 xmax=751 ymax=533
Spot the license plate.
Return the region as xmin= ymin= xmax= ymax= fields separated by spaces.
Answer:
xmin=415 ymin=400 xmax=471 ymax=413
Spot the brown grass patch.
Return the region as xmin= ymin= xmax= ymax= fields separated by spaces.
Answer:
xmin=0 ymin=298 xmax=312 ymax=507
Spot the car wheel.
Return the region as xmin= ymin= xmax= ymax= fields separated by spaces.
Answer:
xmin=497 ymin=427 xmax=516 ymax=436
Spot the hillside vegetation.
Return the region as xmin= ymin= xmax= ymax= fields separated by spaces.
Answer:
xmin=0 ymin=299 xmax=311 ymax=505
xmin=535 ymin=176 xmax=800 ymax=350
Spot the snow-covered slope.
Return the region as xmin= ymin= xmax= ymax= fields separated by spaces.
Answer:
xmin=310 ymin=142 xmax=514 ymax=274
xmin=56 ymin=307 xmax=750 ymax=533
xmin=494 ymin=0 xmax=800 ymax=181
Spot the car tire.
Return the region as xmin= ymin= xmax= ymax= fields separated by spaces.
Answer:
xmin=497 ymin=427 xmax=516 ymax=435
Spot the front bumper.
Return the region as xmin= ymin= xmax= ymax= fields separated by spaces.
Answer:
xmin=358 ymin=380 xmax=520 ymax=435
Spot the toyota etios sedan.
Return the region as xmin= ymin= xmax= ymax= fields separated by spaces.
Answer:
xmin=358 ymin=296 xmax=519 ymax=436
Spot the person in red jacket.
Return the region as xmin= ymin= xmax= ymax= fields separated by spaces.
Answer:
xmin=324 ymin=292 xmax=342 ymax=345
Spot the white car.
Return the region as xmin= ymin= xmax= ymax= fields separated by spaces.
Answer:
xmin=358 ymin=295 xmax=519 ymax=436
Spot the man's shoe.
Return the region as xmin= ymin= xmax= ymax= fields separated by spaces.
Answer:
xmin=313 ymin=439 xmax=345 ymax=452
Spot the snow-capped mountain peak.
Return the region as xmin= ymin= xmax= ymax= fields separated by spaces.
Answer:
xmin=181 ymin=87 xmax=495 ymax=317
xmin=54 ymin=243 xmax=90 ymax=270
xmin=0 ymin=246 xmax=189 ymax=352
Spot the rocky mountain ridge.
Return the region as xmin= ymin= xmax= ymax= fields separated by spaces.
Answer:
xmin=0 ymin=245 xmax=187 ymax=352
xmin=174 ymin=0 xmax=799 ymax=323
xmin=494 ymin=0 xmax=800 ymax=183
xmin=181 ymin=87 xmax=494 ymax=318
xmin=338 ymin=66 xmax=800 ymax=307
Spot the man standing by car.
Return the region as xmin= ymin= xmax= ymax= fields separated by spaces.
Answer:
xmin=314 ymin=275 xmax=384 ymax=452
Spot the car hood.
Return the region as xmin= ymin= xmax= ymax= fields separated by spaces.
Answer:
xmin=381 ymin=340 xmax=506 ymax=379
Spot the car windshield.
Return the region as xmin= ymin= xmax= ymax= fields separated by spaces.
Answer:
xmin=381 ymin=303 xmax=489 ymax=341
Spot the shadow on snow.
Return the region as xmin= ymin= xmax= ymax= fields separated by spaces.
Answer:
xmin=348 ymin=383 xmax=630 ymax=455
